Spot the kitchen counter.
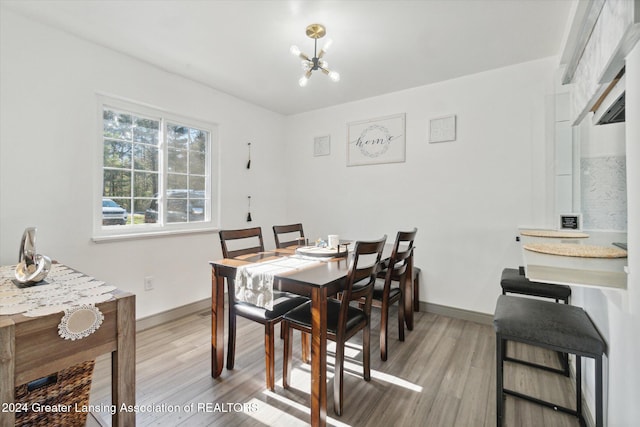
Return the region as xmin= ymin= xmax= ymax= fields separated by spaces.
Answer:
xmin=519 ymin=228 xmax=628 ymax=289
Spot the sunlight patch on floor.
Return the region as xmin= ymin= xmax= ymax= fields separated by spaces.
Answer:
xmin=326 ymin=355 xmax=423 ymax=392
xmin=284 ymin=352 xmax=422 ymax=397
xmin=245 ymin=397 xmax=310 ymax=427
xmin=280 ymin=364 xmax=335 ymax=393
xmin=260 ymin=392 xmax=352 ymax=427
xmin=368 ymin=369 xmax=423 ymax=392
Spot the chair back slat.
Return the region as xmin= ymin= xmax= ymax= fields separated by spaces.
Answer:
xmin=383 ymin=228 xmax=418 ymax=285
xmin=338 ymin=236 xmax=387 ymax=329
xmin=273 ymin=223 xmax=305 ymax=248
xmin=219 ymin=227 xmax=265 ymax=259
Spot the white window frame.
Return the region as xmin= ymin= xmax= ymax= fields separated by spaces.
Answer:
xmin=93 ymin=95 xmax=219 ymax=242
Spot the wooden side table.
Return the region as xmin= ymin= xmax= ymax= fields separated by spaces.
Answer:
xmin=0 ymin=291 xmax=136 ymax=427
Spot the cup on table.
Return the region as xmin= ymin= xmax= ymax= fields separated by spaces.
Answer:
xmin=328 ymin=235 xmax=339 ymax=249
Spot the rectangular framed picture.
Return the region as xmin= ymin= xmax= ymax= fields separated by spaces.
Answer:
xmin=347 ymin=113 xmax=406 ymax=166
xmin=429 ymin=114 xmax=456 ymax=143
xmin=313 ymin=135 xmax=331 ymax=156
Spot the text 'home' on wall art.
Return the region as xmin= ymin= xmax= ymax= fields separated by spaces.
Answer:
xmin=347 ymin=113 xmax=406 ymax=166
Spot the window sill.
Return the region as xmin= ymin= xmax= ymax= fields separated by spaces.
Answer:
xmin=92 ymin=226 xmax=219 ymax=243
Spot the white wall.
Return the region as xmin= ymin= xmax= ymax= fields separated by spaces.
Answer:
xmin=0 ymin=9 xmax=287 ymax=318
xmin=283 ymin=57 xmax=557 ymax=315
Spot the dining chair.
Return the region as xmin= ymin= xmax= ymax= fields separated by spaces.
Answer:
xmin=372 ymin=228 xmax=417 ymax=361
xmin=218 ymin=227 xmax=308 ymax=391
xmin=282 ymin=235 xmax=387 ymax=416
xmin=273 ymin=223 xmax=305 ymax=248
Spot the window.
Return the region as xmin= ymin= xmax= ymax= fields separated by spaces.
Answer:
xmin=96 ymin=96 xmax=217 ymax=239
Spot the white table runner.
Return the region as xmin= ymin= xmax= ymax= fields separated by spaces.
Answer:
xmin=0 ymin=264 xmax=115 ymax=317
xmin=234 ymin=256 xmax=320 ymax=310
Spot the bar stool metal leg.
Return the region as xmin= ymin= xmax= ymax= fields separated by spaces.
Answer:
xmin=596 ymin=355 xmax=603 ymax=427
xmin=576 ymin=355 xmax=582 ymax=420
xmin=496 ymin=333 xmax=504 ymax=426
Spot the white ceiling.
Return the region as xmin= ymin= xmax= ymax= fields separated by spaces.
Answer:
xmin=2 ymin=0 xmax=573 ymax=115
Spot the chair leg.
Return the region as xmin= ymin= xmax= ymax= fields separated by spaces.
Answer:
xmin=363 ymin=324 xmax=371 ymax=382
xmin=334 ymin=335 xmax=345 ymax=416
xmin=282 ymin=321 xmax=292 ymax=389
xmin=301 ymin=331 xmax=310 ymax=364
xmin=398 ymin=297 xmax=405 ymax=342
xmin=413 ymin=269 xmax=420 ymax=312
xmin=380 ymin=299 xmax=389 ymax=361
xmin=227 ymin=305 xmax=237 ymax=370
xmin=405 ymin=273 xmax=414 ymax=332
xmin=265 ymin=322 xmax=275 ymax=391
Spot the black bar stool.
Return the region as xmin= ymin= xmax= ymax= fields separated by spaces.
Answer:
xmin=501 ymin=267 xmax=571 ymax=303
xmin=494 ymin=295 xmax=605 ymax=427
xmin=501 ymin=267 xmax=572 ymax=375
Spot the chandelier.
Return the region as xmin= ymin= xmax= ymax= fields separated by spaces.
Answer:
xmin=290 ymin=24 xmax=340 ymax=87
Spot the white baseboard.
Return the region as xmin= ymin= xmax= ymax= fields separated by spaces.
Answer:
xmin=136 ymin=298 xmax=211 ymax=331
xmin=421 ymin=301 xmax=494 ymax=325
xmin=136 ymin=298 xmax=494 ymax=332
xmin=136 ymin=298 xmax=495 ymax=331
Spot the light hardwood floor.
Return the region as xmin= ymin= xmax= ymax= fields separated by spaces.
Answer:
xmin=87 ymin=306 xmax=581 ymax=426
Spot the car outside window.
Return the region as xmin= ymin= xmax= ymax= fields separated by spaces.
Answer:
xmin=102 ymin=198 xmax=128 ymax=225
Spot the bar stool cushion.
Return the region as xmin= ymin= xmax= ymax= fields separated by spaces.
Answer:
xmin=501 ymin=268 xmax=571 ymax=300
xmin=494 ymin=295 xmax=605 ymax=356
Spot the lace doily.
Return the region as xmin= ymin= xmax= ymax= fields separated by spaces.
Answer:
xmin=0 ymin=263 xmax=115 ymax=317
xmin=58 ymin=304 xmax=104 ymax=340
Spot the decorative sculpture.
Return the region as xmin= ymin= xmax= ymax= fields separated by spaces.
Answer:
xmin=14 ymin=227 xmax=51 ymax=284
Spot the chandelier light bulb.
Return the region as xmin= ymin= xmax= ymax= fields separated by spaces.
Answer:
xmin=298 ymin=75 xmax=309 ymax=87
xmin=322 ymin=38 xmax=333 ymax=52
xmin=328 ymin=71 xmax=340 ymax=82
xmin=289 ymin=45 xmax=301 ymax=56
xmin=319 ymin=60 xmax=328 ymax=68
xmin=301 ymin=60 xmax=311 ymax=71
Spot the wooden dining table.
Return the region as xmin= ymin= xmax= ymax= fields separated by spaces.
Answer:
xmin=209 ymin=244 xmax=414 ymax=427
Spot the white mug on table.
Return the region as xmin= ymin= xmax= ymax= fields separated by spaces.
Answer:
xmin=328 ymin=234 xmax=339 ymax=249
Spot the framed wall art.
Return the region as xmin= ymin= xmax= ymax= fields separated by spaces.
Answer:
xmin=429 ymin=114 xmax=456 ymax=143
xmin=313 ymin=135 xmax=331 ymax=156
xmin=347 ymin=113 xmax=405 ymax=166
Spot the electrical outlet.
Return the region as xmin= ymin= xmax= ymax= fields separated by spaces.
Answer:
xmin=144 ymin=276 xmax=154 ymax=291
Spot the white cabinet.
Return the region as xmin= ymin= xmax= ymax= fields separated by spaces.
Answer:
xmin=562 ymin=0 xmax=640 ymax=125
xmin=554 ymin=93 xmax=574 ymax=215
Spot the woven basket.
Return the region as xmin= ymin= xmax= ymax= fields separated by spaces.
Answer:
xmin=15 ymin=360 xmax=95 ymax=427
